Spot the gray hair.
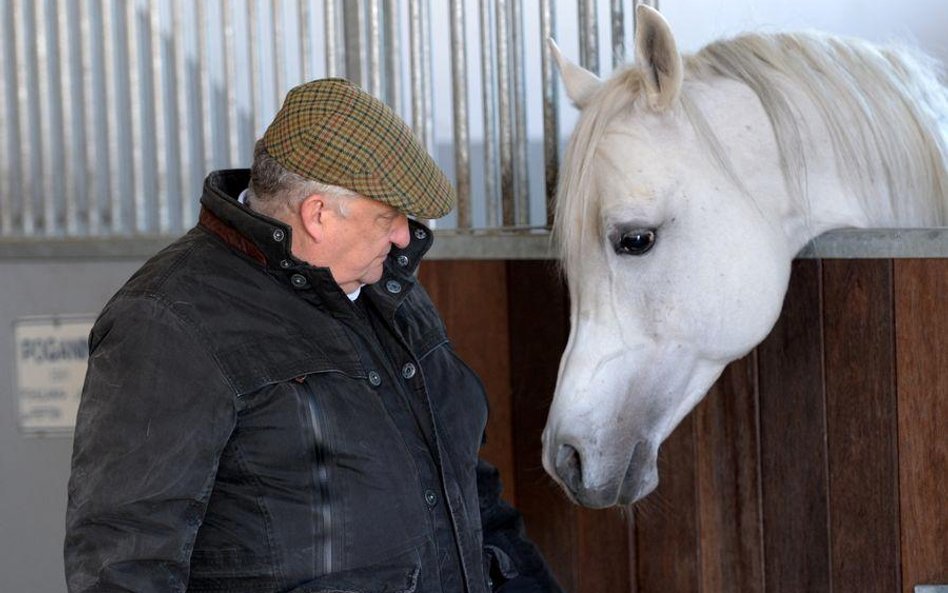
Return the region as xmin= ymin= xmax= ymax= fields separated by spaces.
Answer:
xmin=246 ymin=139 xmax=356 ymax=218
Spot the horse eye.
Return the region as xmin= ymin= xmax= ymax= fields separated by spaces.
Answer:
xmin=614 ymin=229 xmax=656 ymax=256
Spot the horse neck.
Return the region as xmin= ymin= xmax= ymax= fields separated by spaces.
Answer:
xmin=766 ymin=81 xmax=948 ymax=255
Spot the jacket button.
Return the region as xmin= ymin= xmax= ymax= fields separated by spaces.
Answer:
xmin=290 ymin=274 xmax=308 ymax=288
xmin=414 ymin=229 xmax=427 ymax=240
xmin=279 ymin=259 xmax=291 ymax=269
xmin=424 ymin=489 xmax=438 ymax=507
xmin=396 ymin=255 xmax=410 ymax=267
xmin=272 ymin=228 xmax=286 ymax=242
xmin=368 ymin=371 xmax=382 ymax=387
xmin=385 ymin=280 xmax=402 ymax=294
xmin=401 ymin=362 xmax=416 ymax=379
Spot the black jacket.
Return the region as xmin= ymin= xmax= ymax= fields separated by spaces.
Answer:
xmin=64 ymin=170 xmax=561 ymax=593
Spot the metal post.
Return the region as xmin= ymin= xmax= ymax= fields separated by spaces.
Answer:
xmin=367 ymin=0 xmax=382 ymax=98
xmin=511 ymin=0 xmax=528 ymax=226
xmin=479 ymin=0 xmax=498 ymax=227
xmin=449 ymin=0 xmax=470 ymax=229
xmin=611 ymin=0 xmax=625 ymax=67
xmin=343 ymin=0 xmax=363 ymax=87
xmin=324 ymin=0 xmax=339 ymax=77
xmin=540 ymin=0 xmax=558 ymax=227
xmin=578 ymin=0 xmax=599 ymax=75
xmin=382 ymin=0 xmax=401 ymax=114
xmin=495 ymin=0 xmax=513 ymax=226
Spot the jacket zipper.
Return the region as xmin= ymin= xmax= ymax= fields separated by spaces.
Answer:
xmin=302 ymin=380 xmax=334 ymax=576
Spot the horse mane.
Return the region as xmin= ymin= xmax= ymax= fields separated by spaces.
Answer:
xmin=555 ymin=31 xmax=948 ymax=278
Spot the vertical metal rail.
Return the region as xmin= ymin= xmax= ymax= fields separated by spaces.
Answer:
xmin=383 ymin=0 xmax=401 ymax=114
xmin=183 ymin=0 xmax=205 ymax=229
xmin=611 ymin=0 xmax=625 ymax=67
xmin=135 ymin=0 xmax=159 ymax=233
xmin=540 ymin=0 xmax=558 ymax=227
xmin=1 ymin=0 xmax=18 ymax=235
xmin=479 ymin=0 xmax=498 ymax=227
xmin=158 ymin=0 xmax=180 ymax=233
xmin=343 ymin=0 xmax=363 ymax=88
xmin=62 ymin=0 xmax=84 ymax=236
xmin=22 ymin=0 xmax=41 ymax=235
xmin=298 ymin=0 xmax=310 ymax=81
xmin=89 ymin=0 xmax=110 ymax=235
xmin=408 ymin=0 xmax=426 ymax=147
xmin=325 ymin=0 xmax=339 ymax=77
xmin=578 ymin=0 xmax=599 ymax=75
xmin=367 ymin=0 xmax=382 ymax=98
xmin=510 ymin=0 xmax=528 ymax=226
xmin=495 ymin=0 xmax=514 ymax=226
xmin=223 ymin=0 xmax=240 ymax=167
xmin=448 ymin=0 xmax=470 ymax=229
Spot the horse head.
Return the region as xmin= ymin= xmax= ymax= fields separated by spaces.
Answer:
xmin=543 ymin=6 xmax=799 ymax=508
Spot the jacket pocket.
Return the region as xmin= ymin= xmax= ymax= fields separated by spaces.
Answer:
xmin=287 ymin=562 xmax=420 ymax=593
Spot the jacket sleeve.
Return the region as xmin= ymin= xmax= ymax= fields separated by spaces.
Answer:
xmin=477 ymin=458 xmax=565 ymax=593
xmin=64 ymin=295 xmax=236 ymax=593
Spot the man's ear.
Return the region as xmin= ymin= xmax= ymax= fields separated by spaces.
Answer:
xmin=297 ymin=194 xmax=327 ymax=242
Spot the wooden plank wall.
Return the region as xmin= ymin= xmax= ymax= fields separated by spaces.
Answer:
xmin=420 ymin=259 xmax=947 ymax=593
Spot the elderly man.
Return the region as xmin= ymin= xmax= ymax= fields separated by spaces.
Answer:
xmin=64 ymin=79 xmax=561 ymax=593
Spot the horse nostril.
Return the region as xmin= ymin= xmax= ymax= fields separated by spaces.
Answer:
xmin=555 ymin=443 xmax=583 ymax=493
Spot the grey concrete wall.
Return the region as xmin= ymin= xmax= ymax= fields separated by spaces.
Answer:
xmin=0 ymin=259 xmax=145 ymax=593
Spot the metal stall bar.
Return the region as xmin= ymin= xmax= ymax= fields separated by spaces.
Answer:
xmin=298 ymin=0 xmax=310 ymax=81
xmin=479 ymin=0 xmax=499 ymax=227
xmin=21 ymin=0 xmax=41 ymax=235
xmin=449 ymin=0 xmax=471 ymax=229
xmin=367 ymin=0 xmax=382 ymax=98
xmin=383 ymin=0 xmax=401 ymax=114
xmin=325 ymin=0 xmax=339 ymax=78
xmin=41 ymin=0 xmax=66 ymax=235
xmin=2 ymin=0 xmax=20 ymax=235
xmin=134 ymin=0 xmax=159 ymax=233
xmin=611 ymin=0 xmax=625 ymax=67
xmin=158 ymin=0 xmax=182 ymax=233
xmin=88 ymin=0 xmax=110 ymax=235
xmin=511 ymin=0 xmax=529 ymax=226
xmin=343 ymin=1 xmax=364 ymax=88
xmin=540 ymin=0 xmax=558 ymax=226
xmin=578 ymin=0 xmax=599 ymax=75
xmin=495 ymin=0 xmax=514 ymax=226
xmin=223 ymin=0 xmax=239 ymax=167
xmin=408 ymin=0 xmax=434 ymax=153
xmin=63 ymin=0 xmax=85 ymax=235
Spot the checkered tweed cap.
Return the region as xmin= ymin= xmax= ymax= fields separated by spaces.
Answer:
xmin=263 ymin=78 xmax=455 ymax=219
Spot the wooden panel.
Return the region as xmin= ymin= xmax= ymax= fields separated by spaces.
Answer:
xmin=695 ymin=354 xmax=764 ymax=593
xmin=506 ymin=260 xmax=579 ymax=591
xmin=757 ymin=260 xmax=832 ymax=593
xmin=635 ymin=414 xmax=700 ymax=592
xmin=822 ymin=259 xmax=901 ymax=593
xmin=894 ymin=259 xmax=948 ymax=593
xmin=419 ymin=260 xmax=516 ymax=502
xmin=576 ymin=508 xmax=634 ymax=593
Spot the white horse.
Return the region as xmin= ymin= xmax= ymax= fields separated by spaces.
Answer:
xmin=544 ymin=5 xmax=947 ymax=508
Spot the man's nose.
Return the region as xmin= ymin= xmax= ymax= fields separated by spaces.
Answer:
xmin=391 ymin=215 xmax=411 ymax=248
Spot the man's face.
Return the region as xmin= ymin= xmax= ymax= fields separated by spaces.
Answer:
xmin=304 ymin=195 xmax=411 ymax=294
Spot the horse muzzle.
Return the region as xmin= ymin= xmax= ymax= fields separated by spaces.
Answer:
xmin=548 ymin=438 xmax=659 ymax=508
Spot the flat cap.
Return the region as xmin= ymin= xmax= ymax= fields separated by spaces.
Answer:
xmin=263 ymin=78 xmax=455 ymax=219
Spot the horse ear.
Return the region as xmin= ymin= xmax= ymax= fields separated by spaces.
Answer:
xmin=549 ymin=38 xmax=601 ymax=109
xmin=634 ymin=5 xmax=683 ymax=111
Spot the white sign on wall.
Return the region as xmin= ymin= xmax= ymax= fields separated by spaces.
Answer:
xmin=13 ymin=315 xmax=95 ymax=434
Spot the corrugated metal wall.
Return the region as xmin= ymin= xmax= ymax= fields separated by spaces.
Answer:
xmin=0 ymin=0 xmax=657 ymax=238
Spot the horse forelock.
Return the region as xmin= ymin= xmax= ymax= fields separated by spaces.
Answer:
xmin=554 ymin=67 xmax=647 ymax=282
